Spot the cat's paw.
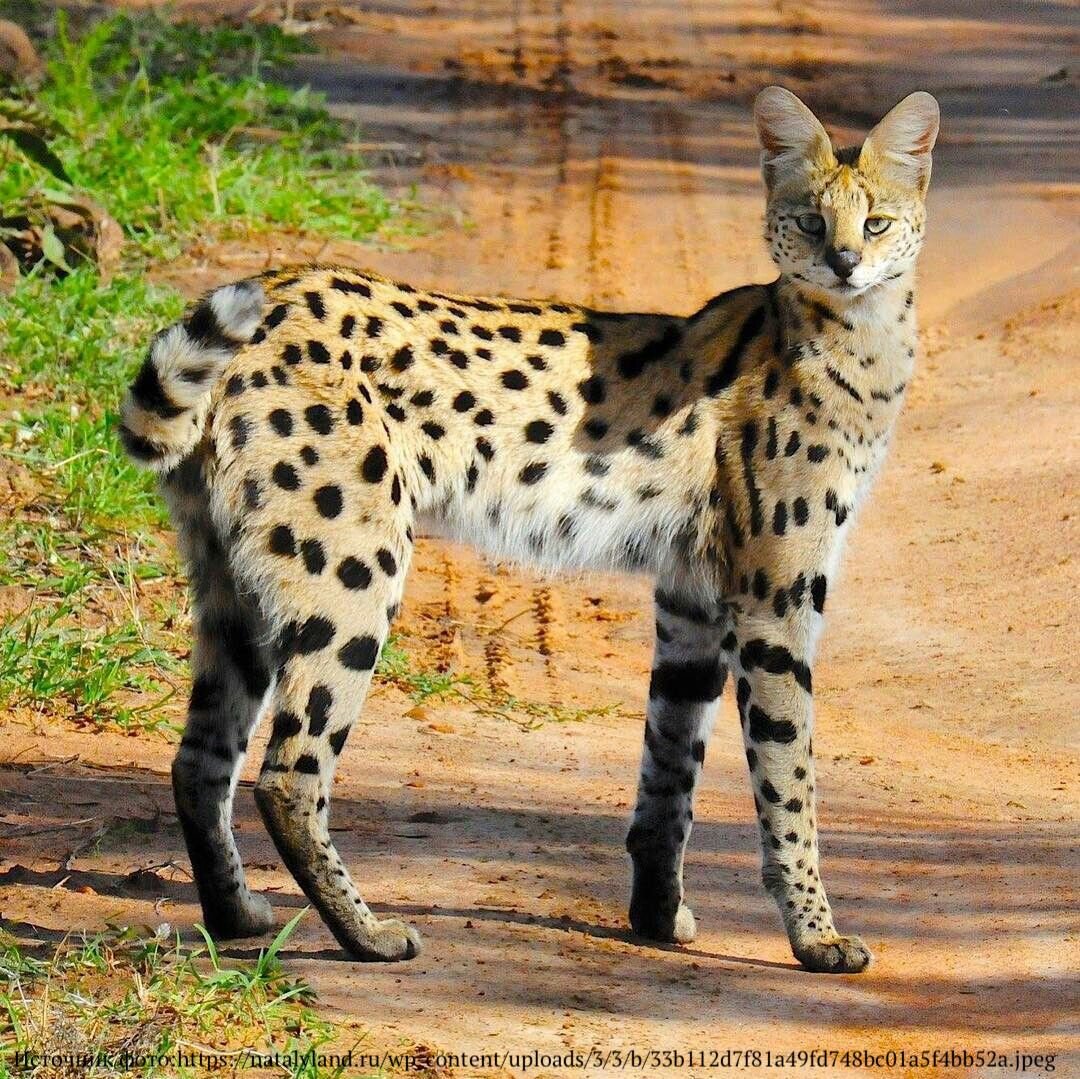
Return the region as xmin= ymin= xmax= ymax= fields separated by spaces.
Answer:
xmin=630 ymin=896 xmax=696 ymax=944
xmin=204 ymin=891 xmax=275 ymax=941
xmin=338 ymin=916 xmax=422 ymax=962
xmin=794 ymin=933 xmax=872 ymax=973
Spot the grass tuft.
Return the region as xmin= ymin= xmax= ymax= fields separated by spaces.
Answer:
xmin=377 ymin=636 xmax=620 ymax=729
xmin=0 ymin=913 xmax=373 ymax=1078
xmin=0 ymin=11 xmax=395 ymax=258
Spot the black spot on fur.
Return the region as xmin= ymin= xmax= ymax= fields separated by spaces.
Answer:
xmin=284 ymin=616 xmax=335 ymax=655
xmin=519 ymin=462 xmax=547 ymax=485
xmin=269 ymin=409 xmax=293 ymax=437
xmin=306 ymin=685 xmax=333 ymax=736
xmin=337 ymin=556 xmax=372 ymax=590
xmin=338 ymin=635 xmax=379 ymax=671
xmin=362 ymin=446 xmax=388 ymax=483
xmin=578 ymin=376 xmax=606 ymax=405
xmin=313 ymin=485 xmax=343 ymax=518
xmin=272 ymin=709 xmax=303 ymax=739
xmin=268 ymin=524 xmax=295 ymax=556
xmin=301 ymin=539 xmax=326 ymax=575
xmin=305 ymin=404 xmax=334 ymax=435
xmin=525 ymin=419 xmax=554 ymax=444
xmin=272 ymin=461 xmax=300 ymax=490
xmin=229 ymin=415 xmax=250 ymax=449
xmin=331 ymin=276 xmax=371 ymax=297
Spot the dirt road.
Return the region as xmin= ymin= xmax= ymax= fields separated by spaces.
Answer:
xmin=3 ymin=0 xmax=1077 ymax=1074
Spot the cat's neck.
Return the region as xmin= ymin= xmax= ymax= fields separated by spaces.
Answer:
xmin=774 ymin=270 xmax=917 ymax=343
xmin=767 ymin=270 xmax=918 ymax=444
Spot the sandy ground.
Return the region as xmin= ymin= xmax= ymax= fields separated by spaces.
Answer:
xmin=2 ymin=0 xmax=1078 ymax=1075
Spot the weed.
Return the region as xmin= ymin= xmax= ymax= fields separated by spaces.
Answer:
xmin=377 ymin=636 xmax=620 ymax=729
xmin=377 ymin=637 xmax=473 ymax=705
xmin=0 ymin=600 xmax=181 ymax=732
xmin=0 ymin=913 xmax=373 ymax=1078
xmin=0 ymin=12 xmax=395 ymax=260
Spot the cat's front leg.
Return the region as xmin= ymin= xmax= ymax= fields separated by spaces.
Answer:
xmin=724 ymin=612 xmax=871 ymax=973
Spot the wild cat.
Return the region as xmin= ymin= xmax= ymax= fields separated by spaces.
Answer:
xmin=119 ymin=87 xmax=939 ymax=973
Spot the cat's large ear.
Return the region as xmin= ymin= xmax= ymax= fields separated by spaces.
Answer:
xmin=860 ymin=92 xmax=939 ymax=193
xmin=753 ymin=86 xmax=834 ymax=190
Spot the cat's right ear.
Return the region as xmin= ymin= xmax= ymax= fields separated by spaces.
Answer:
xmin=753 ymin=86 xmax=834 ymax=189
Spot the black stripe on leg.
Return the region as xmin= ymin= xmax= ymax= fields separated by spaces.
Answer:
xmin=649 ymin=659 xmax=726 ymax=703
xmin=739 ymin=638 xmax=812 ymax=693
xmin=748 ymin=705 xmax=798 ymax=744
xmin=207 ymin=614 xmax=271 ymax=697
xmin=654 ymin=590 xmax=719 ymax=626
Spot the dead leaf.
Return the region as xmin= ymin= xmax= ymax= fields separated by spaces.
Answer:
xmin=0 ymin=20 xmax=44 ymax=85
xmin=0 ymin=240 xmax=18 ymax=293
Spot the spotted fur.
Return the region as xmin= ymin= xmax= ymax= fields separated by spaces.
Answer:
xmin=119 ymin=88 xmax=939 ymax=972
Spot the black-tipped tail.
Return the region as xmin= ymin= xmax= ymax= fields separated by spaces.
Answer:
xmin=119 ymin=280 xmax=265 ymax=473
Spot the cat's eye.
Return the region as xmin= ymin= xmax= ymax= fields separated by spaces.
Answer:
xmin=795 ymin=213 xmax=826 ymax=237
xmin=865 ymin=216 xmax=892 ymax=236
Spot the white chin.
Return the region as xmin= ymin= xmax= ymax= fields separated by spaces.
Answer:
xmin=830 ymin=279 xmax=871 ymax=296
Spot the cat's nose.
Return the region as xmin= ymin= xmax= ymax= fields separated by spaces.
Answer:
xmin=825 ymin=247 xmax=861 ymax=280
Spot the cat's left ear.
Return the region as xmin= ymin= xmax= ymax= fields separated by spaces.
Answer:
xmin=861 ymin=92 xmax=940 ymax=193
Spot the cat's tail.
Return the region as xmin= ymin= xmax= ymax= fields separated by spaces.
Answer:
xmin=119 ymin=279 xmax=264 ymax=473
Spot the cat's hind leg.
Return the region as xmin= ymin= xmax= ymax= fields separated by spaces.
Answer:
xmin=248 ymin=523 xmax=420 ymax=961
xmin=165 ymin=459 xmax=276 ymax=940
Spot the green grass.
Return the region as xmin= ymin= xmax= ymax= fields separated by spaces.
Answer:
xmin=376 ymin=635 xmax=620 ymax=730
xmin=377 ymin=637 xmax=472 ymax=705
xmin=0 ymin=11 xmax=396 ymax=258
xmin=0 ymin=913 xmax=376 ymax=1078
xmin=0 ymin=601 xmax=182 ymax=734
xmin=0 ymin=270 xmax=183 ymax=532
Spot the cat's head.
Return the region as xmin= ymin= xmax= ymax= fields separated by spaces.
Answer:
xmin=754 ymin=87 xmax=939 ymax=300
